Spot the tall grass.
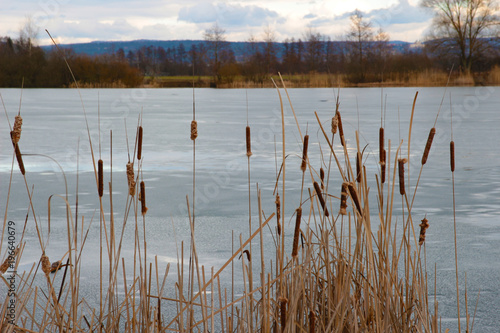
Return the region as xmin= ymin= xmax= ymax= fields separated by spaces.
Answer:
xmin=1 ymin=79 xmax=470 ymax=332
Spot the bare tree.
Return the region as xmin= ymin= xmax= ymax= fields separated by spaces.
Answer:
xmin=304 ymin=28 xmax=324 ymax=72
xmin=203 ymin=22 xmax=228 ymax=83
xmin=346 ymin=10 xmax=374 ymax=65
xmin=19 ymin=15 xmax=40 ymax=56
xmin=421 ymin=0 xmax=500 ymax=73
xmin=262 ymin=25 xmax=278 ymax=74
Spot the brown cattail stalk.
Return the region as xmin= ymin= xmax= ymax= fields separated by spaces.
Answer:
xmin=300 ymin=135 xmax=309 ymax=172
xmin=275 ymin=194 xmax=281 ymax=235
xmin=419 ymin=217 xmax=430 ymax=245
xmin=98 ymin=159 xmax=104 ymax=197
xmin=320 ymin=167 xmax=325 ymax=190
xmin=137 ymin=126 xmax=143 ymax=160
xmin=337 ymin=111 xmax=345 ymax=146
xmin=140 ymin=181 xmax=148 ymax=215
xmin=126 ymin=162 xmax=136 ymax=196
xmin=12 ymin=115 xmax=23 ymax=144
xmin=41 ymin=254 xmax=51 ymax=276
xmin=190 ymin=120 xmax=198 ymax=141
xmin=398 ymin=158 xmax=407 ymax=195
xmin=379 ymin=127 xmax=384 ymax=162
xmin=421 ymin=127 xmax=436 ymax=165
xmin=309 ymin=311 xmax=316 ymax=333
xmin=340 ymin=182 xmax=349 ymax=215
xmin=280 ymin=297 xmax=288 ymax=330
xmin=292 ymin=207 xmax=302 ymax=257
xmin=240 ymin=249 xmax=251 ymax=261
xmin=381 ymin=149 xmax=386 ymax=184
xmin=356 ymin=151 xmax=362 ymax=183
xmin=313 ymin=181 xmax=329 ymax=217
xmin=331 ymin=113 xmax=338 ymax=134
xmin=450 ymin=141 xmax=455 ymax=172
xmin=13 ymin=141 xmax=25 ymax=175
xmin=246 ymin=126 xmax=252 ymax=157
xmin=347 ymin=182 xmax=362 ymax=216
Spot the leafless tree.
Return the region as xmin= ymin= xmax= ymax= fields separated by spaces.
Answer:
xmin=421 ymin=0 xmax=500 ymax=73
xmin=203 ymin=22 xmax=228 ymax=82
xmin=19 ymin=15 xmax=40 ymax=56
xmin=346 ymin=10 xmax=374 ymax=65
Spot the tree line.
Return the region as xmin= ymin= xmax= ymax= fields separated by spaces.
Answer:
xmin=1 ymin=0 xmax=499 ymax=88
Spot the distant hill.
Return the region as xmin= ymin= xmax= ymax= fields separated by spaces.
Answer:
xmin=41 ymin=39 xmax=418 ymax=60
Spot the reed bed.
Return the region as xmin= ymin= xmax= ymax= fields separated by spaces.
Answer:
xmin=1 ymin=79 xmax=470 ymax=332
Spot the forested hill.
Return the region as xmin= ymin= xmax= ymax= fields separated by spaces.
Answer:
xmin=41 ymin=39 xmax=416 ymax=59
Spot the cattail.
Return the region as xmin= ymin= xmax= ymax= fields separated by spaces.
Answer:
xmin=398 ymin=158 xmax=407 ymax=195
xmin=140 ymin=181 xmax=148 ymax=215
xmin=275 ymin=193 xmax=281 ymax=235
xmin=12 ymin=115 xmax=22 ymax=144
xmin=126 ymin=162 xmax=136 ymax=196
xmin=50 ymin=261 xmax=62 ymax=273
xmin=356 ymin=151 xmax=362 ymax=183
xmin=41 ymin=254 xmax=51 ymax=275
xmin=337 ymin=111 xmax=345 ymax=146
xmin=419 ymin=217 xmax=430 ymax=245
xmin=13 ymin=141 xmax=25 ymax=175
xmin=246 ymin=126 xmax=252 ymax=157
xmin=280 ymin=297 xmax=288 ymax=330
xmin=450 ymin=141 xmax=455 ymax=172
xmin=313 ymin=181 xmax=329 ymax=217
xmin=381 ymin=149 xmax=386 ymax=184
xmin=340 ymin=182 xmax=349 ymax=215
xmin=190 ymin=120 xmax=198 ymax=141
xmin=379 ymin=127 xmax=384 ymax=162
xmin=421 ymin=127 xmax=436 ymax=165
xmin=98 ymin=159 xmax=104 ymax=197
xmin=137 ymin=126 xmax=143 ymax=160
xmin=309 ymin=311 xmax=316 ymax=333
xmin=0 ymin=256 xmax=11 ymax=274
xmin=240 ymin=249 xmax=251 ymax=261
xmin=292 ymin=207 xmax=302 ymax=257
xmin=320 ymin=167 xmax=325 ymax=190
xmin=347 ymin=182 xmax=362 ymax=216
xmin=331 ymin=113 xmax=338 ymax=134
xmin=300 ymin=135 xmax=309 ymax=172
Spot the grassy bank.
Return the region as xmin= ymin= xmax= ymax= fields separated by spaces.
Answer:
xmin=145 ymin=67 xmax=500 ymax=88
xmin=1 ymin=80 xmax=471 ymax=332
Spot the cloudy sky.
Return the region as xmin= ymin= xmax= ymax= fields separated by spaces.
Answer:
xmin=2 ymin=0 xmax=433 ymax=45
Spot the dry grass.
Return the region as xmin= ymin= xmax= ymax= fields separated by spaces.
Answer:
xmin=1 ymin=77 xmax=472 ymax=332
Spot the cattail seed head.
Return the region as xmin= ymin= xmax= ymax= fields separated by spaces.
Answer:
xmin=314 ymin=181 xmax=329 ymax=217
xmin=421 ymin=127 xmax=436 ymax=165
xmin=331 ymin=113 xmax=338 ymax=134
xmin=398 ymin=158 xmax=407 ymax=195
xmin=126 ymin=162 xmax=136 ymax=196
xmin=280 ymin=297 xmax=288 ymax=330
xmin=292 ymin=207 xmax=302 ymax=258
xmin=140 ymin=181 xmax=148 ymax=215
xmin=11 ymin=134 xmax=25 ymax=175
xmin=356 ymin=151 xmax=362 ymax=183
xmin=337 ymin=111 xmax=345 ymax=146
xmin=190 ymin=120 xmax=198 ymax=141
xmin=275 ymin=193 xmax=281 ymax=235
xmin=98 ymin=159 xmax=104 ymax=197
xmin=419 ymin=217 xmax=430 ymax=245
xmin=309 ymin=311 xmax=316 ymax=333
xmin=300 ymin=135 xmax=309 ymax=172
xmin=347 ymin=182 xmax=362 ymax=216
xmin=381 ymin=149 xmax=386 ymax=184
xmin=137 ymin=126 xmax=143 ymax=160
xmin=379 ymin=127 xmax=384 ymax=162
xmin=41 ymin=254 xmax=51 ymax=275
xmin=241 ymin=249 xmax=251 ymax=261
xmin=450 ymin=141 xmax=455 ymax=172
xmin=320 ymin=167 xmax=325 ymax=190
xmin=50 ymin=261 xmax=62 ymax=273
xmin=245 ymin=126 xmax=252 ymax=157
xmin=12 ymin=115 xmax=23 ymax=144
xmin=340 ymin=182 xmax=349 ymax=215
